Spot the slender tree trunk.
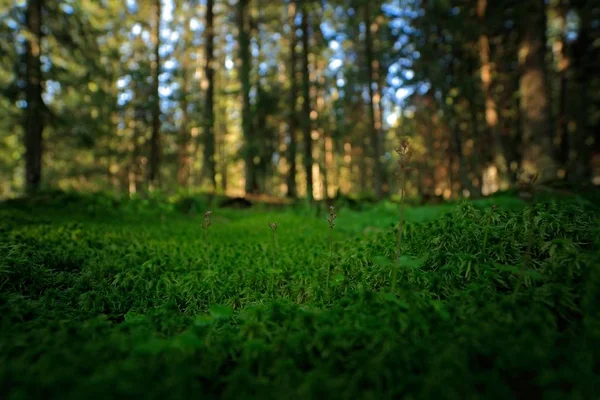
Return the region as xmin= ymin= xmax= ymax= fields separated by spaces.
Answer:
xmin=24 ymin=0 xmax=44 ymax=193
xmin=363 ymin=3 xmax=382 ymax=199
xmin=148 ymin=0 xmax=161 ymax=189
xmin=518 ymin=0 xmax=558 ymax=181
xmin=202 ymin=0 xmax=216 ymax=189
xmin=569 ymin=2 xmax=593 ymax=182
xmin=477 ymin=0 xmax=503 ymax=174
xmin=238 ymin=0 xmax=257 ymax=194
xmin=219 ymin=102 xmax=228 ymax=192
xmin=286 ymin=0 xmax=298 ymax=198
xmin=300 ymin=7 xmax=313 ymax=202
xmin=177 ymin=83 xmax=190 ymax=186
xmin=553 ymin=0 xmax=569 ymax=174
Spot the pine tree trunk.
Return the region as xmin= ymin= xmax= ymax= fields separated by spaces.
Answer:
xmin=203 ymin=0 xmax=216 ymax=189
xmin=24 ymin=0 xmax=44 ymax=193
xmin=286 ymin=0 xmax=298 ymax=198
xmin=477 ymin=0 xmax=503 ymax=175
xmin=518 ymin=0 xmax=558 ymax=181
xmin=238 ymin=0 xmax=258 ymax=194
xmin=148 ymin=0 xmax=161 ymax=189
xmin=300 ymin=7 xmax=313 ymax=202
xmin=177 ymin=84 xmax=190 ymax=187
xmin=363 ymin=3 xmax=382 ymax=199
xmin=553 ymin=0 xmax=569 ymax=175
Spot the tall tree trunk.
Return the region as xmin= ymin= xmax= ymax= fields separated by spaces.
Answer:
xmin=569 ymin=1 xmax=593 ymax=182
xmin=476 ymin=0 xmax=503 ymax=174
xmin=300 ymin=7 xmax=313 ymax=202
xmin=553 ymin=0 xmax=569 ymax=174
xmin=218 ymin=101 xmax=228 ymax=192
xmin=518 ymin=0 xmax=558 ymax=181
xmin=238 ymin=0 xmax=258 ymax=194
xmin=148 ymin=0 xmax=161 ymax=189
xmin=202 ymin=0 xmax=216 ymax=189
xmin=177 ymin=81 xmax=190 ymax=187
xmin=24 ymin=0 xmax=44 ymax=193
xmin=286 ymin=0 xmax=298 ymax=198
xmin=363 ymin=3 xmax=382 ymax=199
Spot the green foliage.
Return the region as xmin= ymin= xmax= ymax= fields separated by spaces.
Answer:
xmin=0 ymin=195 xmax=599 ymax=399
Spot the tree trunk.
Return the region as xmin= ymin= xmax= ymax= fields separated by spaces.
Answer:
xmin=202 ymin=0 xmax=216 ymax=189
xmin=24 ymin=0 xmax=44 ymax=193
xmin=553 ymin=0 xmax=569 ymax=174
xmin=569 ymin=1 xmax=593 ymax=182
xmin=238 ymin=0 xmax=258 ymax=194
xmin=286 ymin=0 xmax=298 ymax=198
xmin=363 ymin=3 xmax=383 ymax=199
xmin=300 ymin=7 xmax=313 ymax=202
xmin=177 ymin=83 xmax=190 ymax=187
xmin=518 ymin=0 xmax=558 ymax=181
xmin=476 ymin=0 xmax=503 ymax=173
xmin=148 ymin=0 xmax=161 ymax=189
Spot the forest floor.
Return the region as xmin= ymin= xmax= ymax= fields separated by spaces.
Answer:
xmin=1 ymin=191 xmax=599 ymax=399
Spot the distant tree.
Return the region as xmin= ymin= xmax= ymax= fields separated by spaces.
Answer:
xmin=202 ymin=0 xmax=216 ymax=189
xmin=300 ymin=3 xmax=313 ymax=202
xmin=148 ymin=0 xmax=162 ymax=189
xmin=518 ymin=0 xmax=558 ymax=181
xmin=24 ymin=0 xmax=44 ymax=193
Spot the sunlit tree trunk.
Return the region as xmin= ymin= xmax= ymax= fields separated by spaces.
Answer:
xmin=477 ymin=0 xmax=502 ymax=177
xmin=363 ymin=3 xmax=383 ymax=199
xmin=24 ymin=0 xmax=44 ymax=193
xmin=202 ymin=0 xmax=216 ymax=189
xmin=286 ymin=0 xmax=298 ymax=198
xmin=148 ymin=0 xmax=161 ymax=189
xmin=300 ymin=6 xmax=313 ymax=202
xmin=177 ymin=73 xmax=190 ymax=187
xmin=518 ymin=0 xmax=558 ymax=181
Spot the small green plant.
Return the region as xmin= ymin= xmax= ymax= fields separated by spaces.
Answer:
xmin=326 ymin=206 xmax=337 ymax=293
xmin=268 ymin=221 xmax=278 ymax=294
xmin=201 ymin=210 xmax=212 ymax=266
xmin=513 ymin=170 xmax=539 ymax=300
xmin=393 ymin=139 xmax=412 ymax=293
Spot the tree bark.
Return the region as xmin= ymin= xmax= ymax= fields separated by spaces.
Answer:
xmin=363 ymin=3 xmax=383 ymax=199
xmin=238 ymin=0 xmax=258 ymax=194
xmin=202 ymin=0 xmax=216 ymax=189
xmin=24 ymin=0 xmax=44 ymax=193
xmin=518 ymin=0 xmax=558 ymax=181
xmin=300 ymin=6 xmax=313 ymax=202
xmin=476 ymin=0 xmax=503 ymax=173
xmin=286 ymin=0 xmax=298 ymax=198
xmin=553 ymin=0 xmax=569 ymax=174
xmin=148 ymin=0 xmax=161 ymax=189
xmin=177 ymin=76 xmax=190 ymax=187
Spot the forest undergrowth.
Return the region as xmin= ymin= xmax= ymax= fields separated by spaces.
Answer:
xmin=1 ymin=192 xmax=599 ymax=399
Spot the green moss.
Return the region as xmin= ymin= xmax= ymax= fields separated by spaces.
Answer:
xmin=0 ymin=194 xmax=599 ymax=399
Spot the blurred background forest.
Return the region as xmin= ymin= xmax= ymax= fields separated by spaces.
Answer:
xmin=1 ymin=0 xmax=599 ymax=201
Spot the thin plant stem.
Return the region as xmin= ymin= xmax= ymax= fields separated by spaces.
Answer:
xmin=326 ymin=228 xmax=332 ymax=294
xmin=513 ymin=206 xmax=535 ymax=301
xmin=393 ymin=169 xmax=406 ymax=293
xmin=204 ymin=228 xmax=209 ymax=267
xmin=482 ymin=210 xmax=493 ymax=253
xmin=271 ymin=229 xmax=276 ymax=295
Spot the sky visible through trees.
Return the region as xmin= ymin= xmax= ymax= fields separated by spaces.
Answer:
xmin=0 ymin=0 xmax=599 ymax=199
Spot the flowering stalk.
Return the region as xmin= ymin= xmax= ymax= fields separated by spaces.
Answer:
xmin=326 ymin=206 xmax=337 ymax=293
xmin=393 ymin=139 xmax=412 ymax=293
xmin=201 ymin=211 xmax=212 ymax=266
xmin=482 ymin=204 xmax=498 ymax=254
xmin=268 ymin=222 xmax=278 ymax=294
xmin=513 ymin=171 xmax=538 ymax=300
